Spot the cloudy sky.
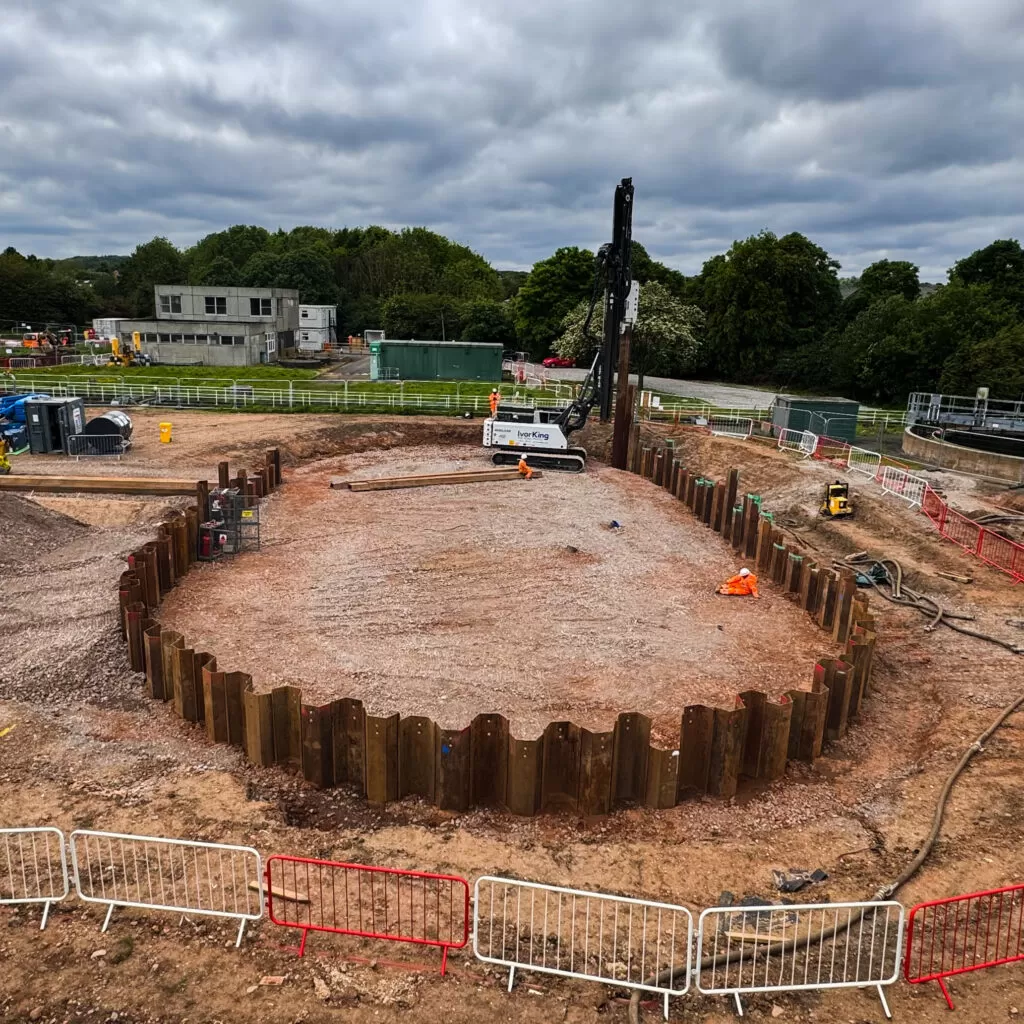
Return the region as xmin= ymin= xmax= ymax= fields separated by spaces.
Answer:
xmin=2 ymin=0 xmax=1023 ymax=279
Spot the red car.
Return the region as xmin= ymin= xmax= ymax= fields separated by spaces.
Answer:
xmin=542 ymin=355 xmax=574 ymax=368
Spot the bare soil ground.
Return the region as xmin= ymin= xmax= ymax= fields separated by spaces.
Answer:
xmin=158 ymin=445 xmax=831 ymax=739
xmin=2 ymin=412 xmax=1024 ymax=1024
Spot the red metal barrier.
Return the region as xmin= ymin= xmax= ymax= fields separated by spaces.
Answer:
xmin=264 ymin=855 xmax=470 ymax=974
xmin=812 ymin=434 xmax=852 ymax=464
xmin=905 ymin=884 xmax=1024 ymax=1008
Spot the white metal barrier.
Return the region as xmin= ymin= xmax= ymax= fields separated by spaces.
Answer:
xmin=0 ymin=827 xmax=70 ymax=929
xmin=696 ymin=900 xmax=904 ymax=1018
xmin=8 ymin=357 xmax=37 ymax=369
xmin=848 ymin=446 xmax=883 ymax=478
xmin=777 ymin=428 xmax=817 ymax=456
xmin=70 ymin=830 xmax=263 ymax=945
xmin=709 ymin=415 xmax=754 ymax=439
xmin=473 ymin=876 xmax=693 ymax=1020
xmin=68 ymin=434 xmax=126 ymax=459
xmin=880 ymin=465 xmax=928 ymax=507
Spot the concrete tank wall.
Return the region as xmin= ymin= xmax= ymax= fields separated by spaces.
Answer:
xmin=903 ymin=426 xmax=1024 ymax=484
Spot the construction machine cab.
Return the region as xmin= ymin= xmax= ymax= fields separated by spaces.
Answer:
xmin=820 ymin=480 xmax=853 ymax=518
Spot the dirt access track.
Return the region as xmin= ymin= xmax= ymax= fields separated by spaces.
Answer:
xmin=2 ymin=408 xmax=1024 ymax=1024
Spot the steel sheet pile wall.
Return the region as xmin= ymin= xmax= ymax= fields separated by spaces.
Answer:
xmin=118 ymin=443 xmax=878 ymax=816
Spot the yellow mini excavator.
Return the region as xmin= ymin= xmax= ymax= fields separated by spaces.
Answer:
xmin=820 ymin=480 xmax=853 ymax=518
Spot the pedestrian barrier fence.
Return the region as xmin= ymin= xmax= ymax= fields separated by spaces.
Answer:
xmin=265 ymin=855 xmax=470 ymax=974
xmin=67 ymin=433 xmax=126 ymax=459
xmin=848 ymin=445 xmax=883 ymax=478
xmin=473 ymin=876 xmax=693 ymax=1020
xmin=813 ymin=434 xmax=853 ymax=464
xmin=777 ymin=429 xmax=817 ymax=457
xmin=880 ymin=466 xmax=928 ymax=507
xmin=905 ymin=884 xmax=1024 ymax=1008
xmin=0 ymin=827 xmax=70 ymax=929
xmin=696 ymin=900 xmax=904 ymax=1018
xmin=922 ymin=487 xmax=1024 ymax=584
xmin=7 ymin=357 xmax=37 ymax=369
xmin=709 ymin=415 xmax=754 ymax=440
xmin=69 ymin=830 xmax=263 ymax=946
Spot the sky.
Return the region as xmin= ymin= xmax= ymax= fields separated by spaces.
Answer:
xmin=2 ymin=0 xmax=1023 ymax=280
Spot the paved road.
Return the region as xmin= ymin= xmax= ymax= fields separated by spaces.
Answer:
xmin=544 ymin=368 xmax=778 ymax=408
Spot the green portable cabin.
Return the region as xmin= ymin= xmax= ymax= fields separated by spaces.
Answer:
xmin=772 ymin=395 xmax=860 ymax=444
xmin=369 ymin=339 xmax=503 ymax=381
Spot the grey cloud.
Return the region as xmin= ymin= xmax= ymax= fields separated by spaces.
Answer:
xmin=1 ymin=0 xmax=1023 ymax=283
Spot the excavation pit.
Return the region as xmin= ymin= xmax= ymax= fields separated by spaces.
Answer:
xmin=158 ymin=445 xmax=834 ymax=743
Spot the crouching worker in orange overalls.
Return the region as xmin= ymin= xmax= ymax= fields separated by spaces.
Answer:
xmin=518 ymin=454 xmax=533 ymax=479
xmin=718 ymin=567 xmax=759 ymax=597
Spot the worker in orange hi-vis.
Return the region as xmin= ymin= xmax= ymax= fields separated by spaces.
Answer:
xmin=489 ymin=388 xmax=500 ymax=417
xmin=517 ymin=454 xmax=533 ymax=480
xmin=718 ymin=567 xmax=759 ymax=598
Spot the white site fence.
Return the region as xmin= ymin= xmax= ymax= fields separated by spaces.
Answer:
xmin=7 ymin=357 xmax=37 ymax=369
xmin=880 ymin=466 xmax=928 ymax=507
xmin=847 ymin=445 xmax=883 ymax=478
xmin=69 ymin=830 xmax=264 ymax=946
xmin=777 ymin=428 xmax=817 ymax=456
xmin=473 ymin=876 xmax=693 ymax=1020
xmin=67 ymin=434 xmax=127 ymax=459
xmin=0 ymin=827 xmax=70 ymax=929
xmin=709 ymin=415 xmax=754 ymax=439
xmin=696 ymin=900 xmax=905 ymax=1018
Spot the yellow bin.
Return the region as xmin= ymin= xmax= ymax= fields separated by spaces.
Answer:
xmin=159 ymin=422 xmax=173 ymax=444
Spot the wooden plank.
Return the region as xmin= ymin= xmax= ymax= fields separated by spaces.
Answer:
xmin=470 ymin=714 xmax=508 ymax=809
xmin=271 ymin=685 xmax=302 ymax=767
xmin=249 ymin=880 xmax=309 ymax=904
xmin=365 ymin=713 xmax=399 ymax=804
xmin=679 ymin=705 xmax=715 ymax=796
xmin=644 ymin=747 xmax=680 ymax=809
xmin=506 ymin=738 xmax=542 ymax=816
xmin=578 ymin=729 xmax=614 ymax=815
xmin=436 ymin=726 xmax=471 ymax=812
xmin=341 ymin=469 xmax=542 ymax=492
xmin=708 ymin=704 xmax=746 ymax=798
xmin=244 ymin=688 xmax=275 ymax=767
xmin=611 ymin=712 xmax=651 ymax=804
xmin=333 ymin=698 xmax=366 ymax=791
xmin=301 ymin=703 xmax=336 ymax=788
xmin=541 ymin=722 xmax=581 ymax=812
xmin=399 ymin=716 xmax=437 ymax=802
xmin=0 ymin=475 xmax=203 ymax=496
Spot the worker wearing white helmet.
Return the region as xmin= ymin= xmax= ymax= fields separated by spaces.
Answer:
xmin=489 ymin=388 xmax=500 ymax=417
xmin=517 ymin=453 xmax=533 ymax=480
xmin=718 ymin=566 xmax=759 ymax=598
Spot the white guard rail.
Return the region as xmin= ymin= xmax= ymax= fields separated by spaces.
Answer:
xmin=696 ymin=900 xmax=904 ymax=1018
xmin=473 ymin=876 xmax=693 ymax=1020
xmin=70 ymin=830 xmax=264 ymax=946
xmin=880 ymin=465 xmax=928 ymax=507
xmin=847 ymin=446 xmax=883 ymax=478
xmin=709 ymin=415 xmax=754 ymax=439
xmin=777 ymin=428 xmax=817 ymax=456
xmin=0 ymin=827 xmax=70 ymax=929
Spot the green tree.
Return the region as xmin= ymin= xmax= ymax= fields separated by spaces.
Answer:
xmin=460 ymin=300 xmax=516 ymax=345
xmin=950 ymin=239 xmax=1024 ymax=314
xmin=939 ymin=323 xmax=1024 ymax=399
xmin=858 ymin=259 xmax=920 ymax=301
xmin=239 ymin=251 xmax=282 ymax=288
xmin=186 ymin=225 xmax=270 ymax=283
xmin=192 ymin=255 xmax=239 ymax=287
xmin=696 ymin=231 xmax=841 ymax=381
xmin=381 ymin=293 xmax=463 ymax=339
xmin=514 ymin=247 xmax=595 ymax=359
xmin=556 ymin=281 xmax=704 ymax=394
xmin=119 ymin=237 xmax=186 ymax=317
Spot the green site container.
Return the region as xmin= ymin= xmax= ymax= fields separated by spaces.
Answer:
xmin=772 ymin=395 xmax=860 ymax=444
xmin=374 ymin=340 xmax=503 ymax=381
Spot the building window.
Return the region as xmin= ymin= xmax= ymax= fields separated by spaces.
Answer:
xmin=145 ymin=333 xmax=157 ymax=342
xmin=183 ymin=334 xmax=195 ymax=344
xmin=219 ymin=335 xmax=235 ymax=345
xmin=171 ymin=334 xmax=184 ymax=343
xmin=205 ymin=296 xmax=227 ymax=315
xmin=250 ymin=297 xmax=272 ymax=316
xmin=195 ymin=334 xmax=207 ymax=344
xmin=158 ymin=333 xmax=171 ymax=343
xmin=159 ymin=294 xmax=181 ymax=314
xmin=301 ymin=309 xmax=309 ymax=318
xmin=233 ymin=336 xmax=245 ymax=345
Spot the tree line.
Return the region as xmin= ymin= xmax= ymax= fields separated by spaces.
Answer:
xmin=3 ymin=225 xmax=1023 ymax=403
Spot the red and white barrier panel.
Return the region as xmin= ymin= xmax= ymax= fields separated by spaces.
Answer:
xmin=905 ymin=884 xmax=1024 ymax=1009
xmin=265 ymin=855 xmax=470 ymax=975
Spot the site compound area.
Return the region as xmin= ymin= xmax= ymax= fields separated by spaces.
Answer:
xmin=2 ymin=409 xmax=1024 ymax=1024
